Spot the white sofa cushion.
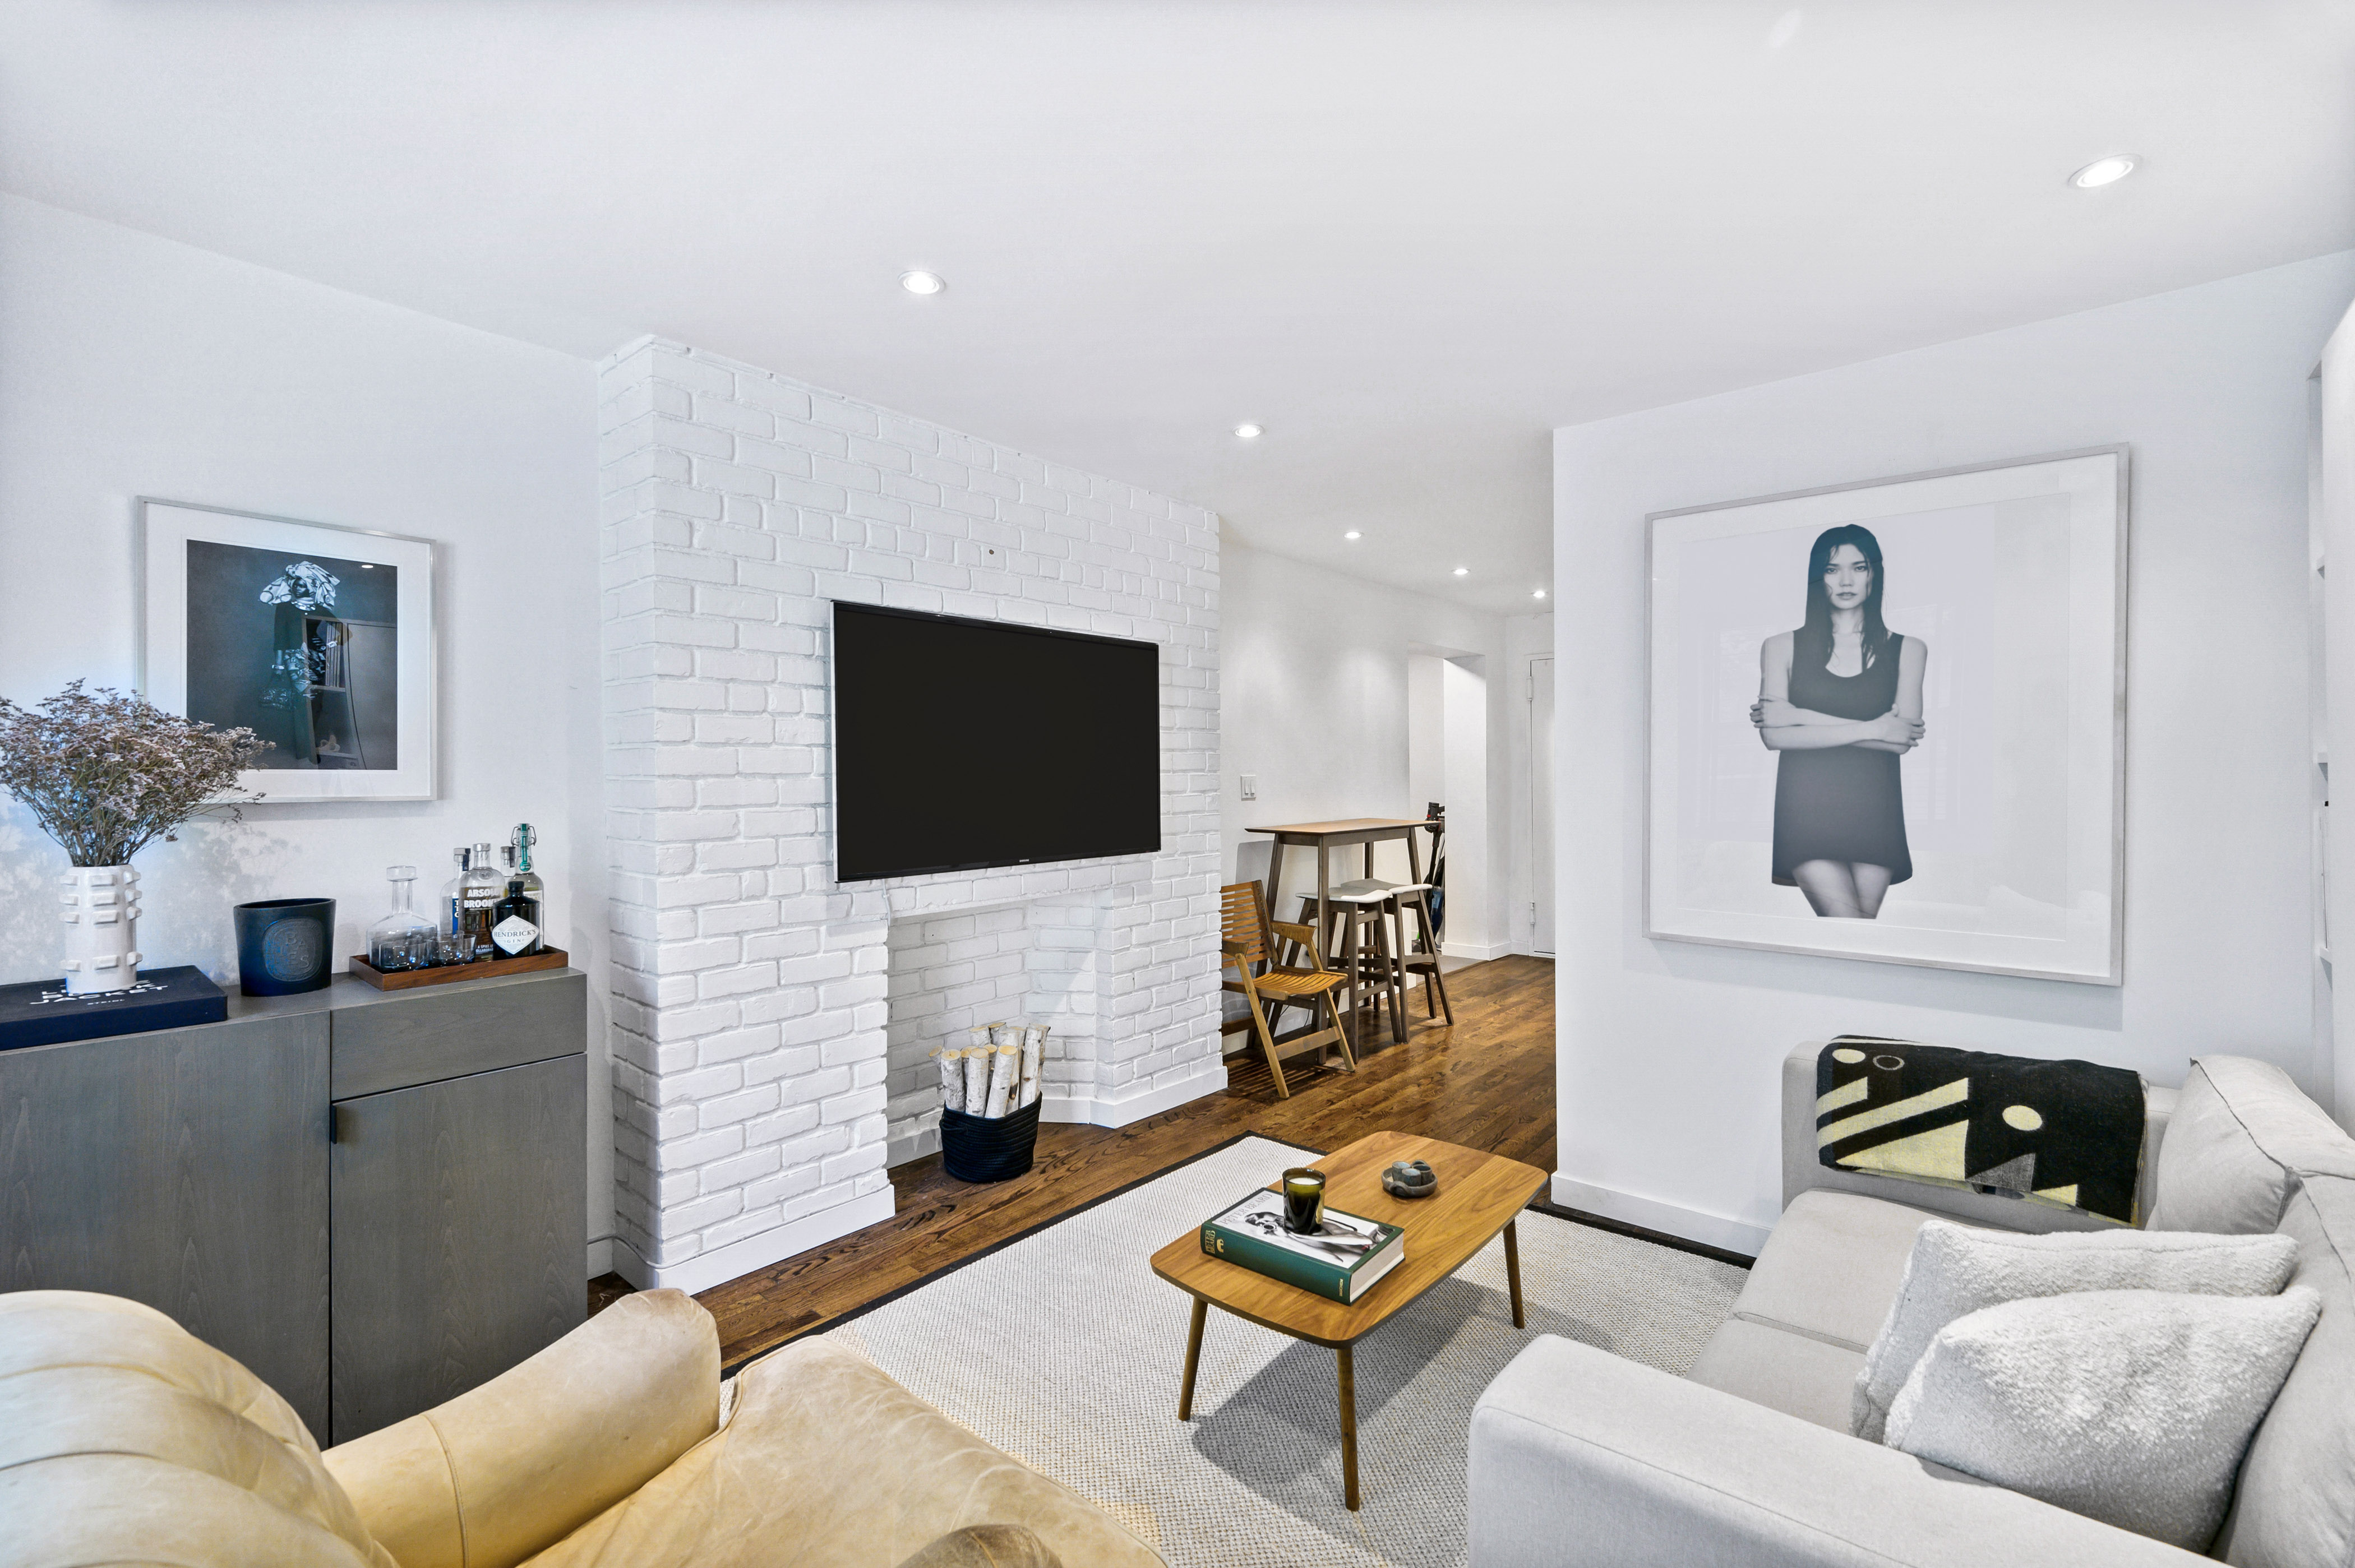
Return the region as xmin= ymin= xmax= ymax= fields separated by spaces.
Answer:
xmin=1887 ymin=1288 xmax=2320 ymax=1552
xmin=1686 ymin=1319 xmax=1865 ymax=1434
xmin=2147 ymin=1057 xmax=2355 ymax=1234
xmin=2213 ymin=1171 xmax=2355 ymax=1568
xmin=1728 ymin=1190 xmax=1950 ymax=1353
xmin=1853 ymin=1221 xmax=2297 ymax=1442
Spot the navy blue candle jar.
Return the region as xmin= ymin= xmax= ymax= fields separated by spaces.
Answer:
xmin=233 ymin=898 xmax=336 ymax=996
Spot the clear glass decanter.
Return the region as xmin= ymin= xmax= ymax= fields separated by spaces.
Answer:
xmin=367 ymin=865 xmax=437 ymax=972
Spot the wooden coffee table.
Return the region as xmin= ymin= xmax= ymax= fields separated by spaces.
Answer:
xmin=1149 ymin=1130 xmax=1547 ymax=1510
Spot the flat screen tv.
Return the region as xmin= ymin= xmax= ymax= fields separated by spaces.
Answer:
xmin=831 ymin=602 xmax=1161 ymax=882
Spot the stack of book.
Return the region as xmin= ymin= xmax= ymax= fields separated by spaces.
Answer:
xmin=1199 ymin=1186 xmax=1406 ymax=1303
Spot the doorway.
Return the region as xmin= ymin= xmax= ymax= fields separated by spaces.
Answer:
xmin=1529 ymin=656 xmax=1555 ymax=955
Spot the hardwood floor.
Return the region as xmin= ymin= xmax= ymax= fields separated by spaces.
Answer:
xmin=590 ymin=955 xmax=1555 ymax=1367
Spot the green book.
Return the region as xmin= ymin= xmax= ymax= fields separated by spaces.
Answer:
xmin=1199 ymin=1185 xmax=1406 ymax=1303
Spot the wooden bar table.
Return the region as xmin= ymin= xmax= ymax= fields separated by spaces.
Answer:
xmin=1246 ymin=818 xmax=1427 ymax=1033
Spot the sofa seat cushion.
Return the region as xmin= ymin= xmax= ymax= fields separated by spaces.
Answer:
xmin=0 ymin=1291 xmax=396 ymax=1568
xmin=523 ymin=1335 xmax=1162 ymax=1568
xmin=1687 ymin=1318 xmax=1866 ymax=1432
xmin=1727 ymin=1189 xmax=1954 ymax=1353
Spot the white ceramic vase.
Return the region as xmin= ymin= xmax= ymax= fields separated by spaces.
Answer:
xmin=58 ymin=864 xmax=142 ymax=995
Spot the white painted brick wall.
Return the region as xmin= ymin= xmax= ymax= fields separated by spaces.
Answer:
xmin=880 ymin=894 xmax=1111 ymax=1165
xmin=599 ymin=338 xmax=1222 ymax=1289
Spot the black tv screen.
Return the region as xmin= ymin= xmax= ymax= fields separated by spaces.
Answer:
xmin=832 ymin=602 xmax=1161 ymax=881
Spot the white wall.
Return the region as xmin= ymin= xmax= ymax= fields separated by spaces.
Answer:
xmin=0 ymin=195 xmax=611 ymax=1264
xmin=1440 ymin=656 xmax=1495 ymax=956
xmin=1554 ymin=251 xmax=2355 ymax=1254
xmin=2318 ymin=291 xmax=2355 ymax=1128
xmin=1502 ymin=612 xmax=1555 ymax=955
xmin=1220 ymin=539 xmax=1512 ymax=956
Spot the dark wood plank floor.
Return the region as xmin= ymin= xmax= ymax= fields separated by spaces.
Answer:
xmin=589 ymin=956 xmax=1555 ymax=1366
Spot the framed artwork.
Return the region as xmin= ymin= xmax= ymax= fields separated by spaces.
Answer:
xmin=137 ymin=499 xmax=436 ymax=803
xmin=1645 ymin=447 xmax=2128 ymax=984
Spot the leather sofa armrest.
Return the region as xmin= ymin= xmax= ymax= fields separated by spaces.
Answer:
xmin=1467 ymin=1335 xmax=2208 ymax=1568
xmin=1780 ymin=1040 xmax=2177 ymax=1229
xmin=323 ymin=1288 xmax=720 ymax=1568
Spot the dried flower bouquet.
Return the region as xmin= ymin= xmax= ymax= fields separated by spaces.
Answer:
xmin=0 ymin=681 xmax=267 ymax=867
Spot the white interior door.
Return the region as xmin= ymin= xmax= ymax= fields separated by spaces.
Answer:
xmin=1530 ymin=656 xmax=1556 ymax=955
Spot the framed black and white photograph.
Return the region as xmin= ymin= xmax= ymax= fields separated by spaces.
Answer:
xmin=137 ymin=499 xmax=435 ymax=803
xmin=1646 ymin=447 xmax=2127 ymax=984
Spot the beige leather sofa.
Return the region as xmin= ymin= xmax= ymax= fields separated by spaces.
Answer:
xmin=3 ymin=1285 xmax=1162 ymax=1568
xmin=1467 ymin=1047 xmax=2355 ymax=1566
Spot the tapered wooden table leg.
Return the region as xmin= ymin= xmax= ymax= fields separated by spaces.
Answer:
xmin=1178 ymin=1297 xmax=1208 ymax=1419
xmin=1503 ymin=1219 xmax=1525 ymax=1329
xmin=1337 ymin=1343 xmax=1360 ymax=1511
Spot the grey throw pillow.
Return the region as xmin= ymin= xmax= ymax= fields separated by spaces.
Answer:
xmin=1886 ymin=1288 xmax=2321 ymax=1551
xmin=2146 ymin=1057 xmax=2355 ymax=1234
xmin=1852 ymin=1220 xmax=2298 ymax=1442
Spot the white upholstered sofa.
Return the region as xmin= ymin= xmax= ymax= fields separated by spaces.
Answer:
xmin=1467 ymin=1046 xmax=2355 ymax=1567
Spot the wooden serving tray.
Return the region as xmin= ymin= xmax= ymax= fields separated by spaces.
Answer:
xmin=348 ymin=947 xmax=569 ymax=991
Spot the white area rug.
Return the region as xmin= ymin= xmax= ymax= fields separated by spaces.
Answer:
xmin=820 ymin=1135 xmax=1748 ymax=1567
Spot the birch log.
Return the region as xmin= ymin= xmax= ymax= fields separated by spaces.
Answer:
xmin=983 ymin=1042 xmax=1020 ymax=1118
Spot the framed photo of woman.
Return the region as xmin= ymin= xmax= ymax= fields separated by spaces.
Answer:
xmin=137 ymin=499 xmax=436 ymax=803
xmin=1644 ymin=447 xmax=2127 ymax=984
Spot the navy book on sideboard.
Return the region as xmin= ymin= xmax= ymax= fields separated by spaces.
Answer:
xmin=0 ymin=965 xmax=229 ymax=1050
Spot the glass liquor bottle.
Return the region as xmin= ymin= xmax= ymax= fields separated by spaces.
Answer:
xmin=507 ymin=824 xmax=546 ymax=921
xmin=441 ymin=847 xmax=470 ymax=944
xmin=367 ymin=866 xmax=436 ymax=972
xmin=460 ymin=841 xmax=503 ymax=961
xmin=491 ymin=852 xmax=543 ymax=959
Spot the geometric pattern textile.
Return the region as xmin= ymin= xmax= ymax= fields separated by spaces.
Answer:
xmin=814 ymin=1136 xmax=1747 ymax=1568
xmin=1817 ymin=1036 xmax=2145 ymax=1225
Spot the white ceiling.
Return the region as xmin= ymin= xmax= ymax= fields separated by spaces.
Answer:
xmin=6 ymin=2 xmax=2352 ymax=613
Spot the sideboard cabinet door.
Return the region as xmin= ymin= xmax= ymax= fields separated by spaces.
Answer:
xmin=329 ymin=1053 xmax=585 ymax=1442
xmin=0 ymin=1014 xmax=331 ymax=1437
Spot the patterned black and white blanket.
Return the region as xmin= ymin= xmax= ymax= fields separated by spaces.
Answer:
xmin=1816 ymin=1036 xmax=2146 ymax=1225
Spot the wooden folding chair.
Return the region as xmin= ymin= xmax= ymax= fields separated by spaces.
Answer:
xmin=1221 ymin=881 xmax=1357 ymax=1099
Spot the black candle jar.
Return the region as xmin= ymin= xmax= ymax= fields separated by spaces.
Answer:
xmin=233 ymin=898 xmax=336 ymax=996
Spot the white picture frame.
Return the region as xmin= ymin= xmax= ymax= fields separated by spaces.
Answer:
xmin=137 ymin=498 xmax=436 ymax=803
xmin=1645 ymin=447 xmax=2128 ymax=985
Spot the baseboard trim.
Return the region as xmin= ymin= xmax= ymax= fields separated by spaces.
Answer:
xmin=608 ymin=1187 xmax=898 ymax=1295
xmin=885 ymin=1124 xmax=943 ymax=1169
xmin=585 ymin=1236 xmax=615 ymax=1279
xmin=1042 ymin=1060 xmax=1227 ymax=1128
xmin=1548 ymin=1174 xmax=1771 ymax=1259
xmin=1441 ymin=938 xmax=1513 ymax=962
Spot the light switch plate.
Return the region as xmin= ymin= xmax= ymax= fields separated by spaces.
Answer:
xmin=1239 ymin=774 xmax=1258 ymax=801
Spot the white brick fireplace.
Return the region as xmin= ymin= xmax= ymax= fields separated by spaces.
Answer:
xmin=598 ymin=339 xmax=1223 ymax=1293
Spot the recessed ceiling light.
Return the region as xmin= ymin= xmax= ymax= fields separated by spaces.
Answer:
xmin=2069 ymin=155 xmax=2138 ymax=189
xmin=1532 ymin=589 xmax=1546 ymax=599
xmin=899 ymin=270 xmax=946 ymax=295
xmin=1343 ymin=530 xmax=1362 ymax=540
xmin=1452 ymin=567 xmax=1469 ymax=577
xmin=1234 ymin=423 xmax=1263 ymax=439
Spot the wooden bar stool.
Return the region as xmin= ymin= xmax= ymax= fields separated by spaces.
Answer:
xmin=1386 ymin=881 xmax=1453 ymax=1026
xmin=1301 ymin=879 xmax=1451 ymax=1032
xmin=1295 ymin=884 xmax=1407 ymax=1048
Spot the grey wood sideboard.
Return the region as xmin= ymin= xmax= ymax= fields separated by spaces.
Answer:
xmin=0 ymin=968 xmax=586 ymax=1444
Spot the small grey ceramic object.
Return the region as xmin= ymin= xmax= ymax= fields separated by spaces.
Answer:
xmin=1382 ymin=1158 xmax=1438 ymax=1199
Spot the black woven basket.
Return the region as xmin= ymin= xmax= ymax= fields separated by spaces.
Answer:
xmin=939 ymin=1098 xmax=1042 ymax=1183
